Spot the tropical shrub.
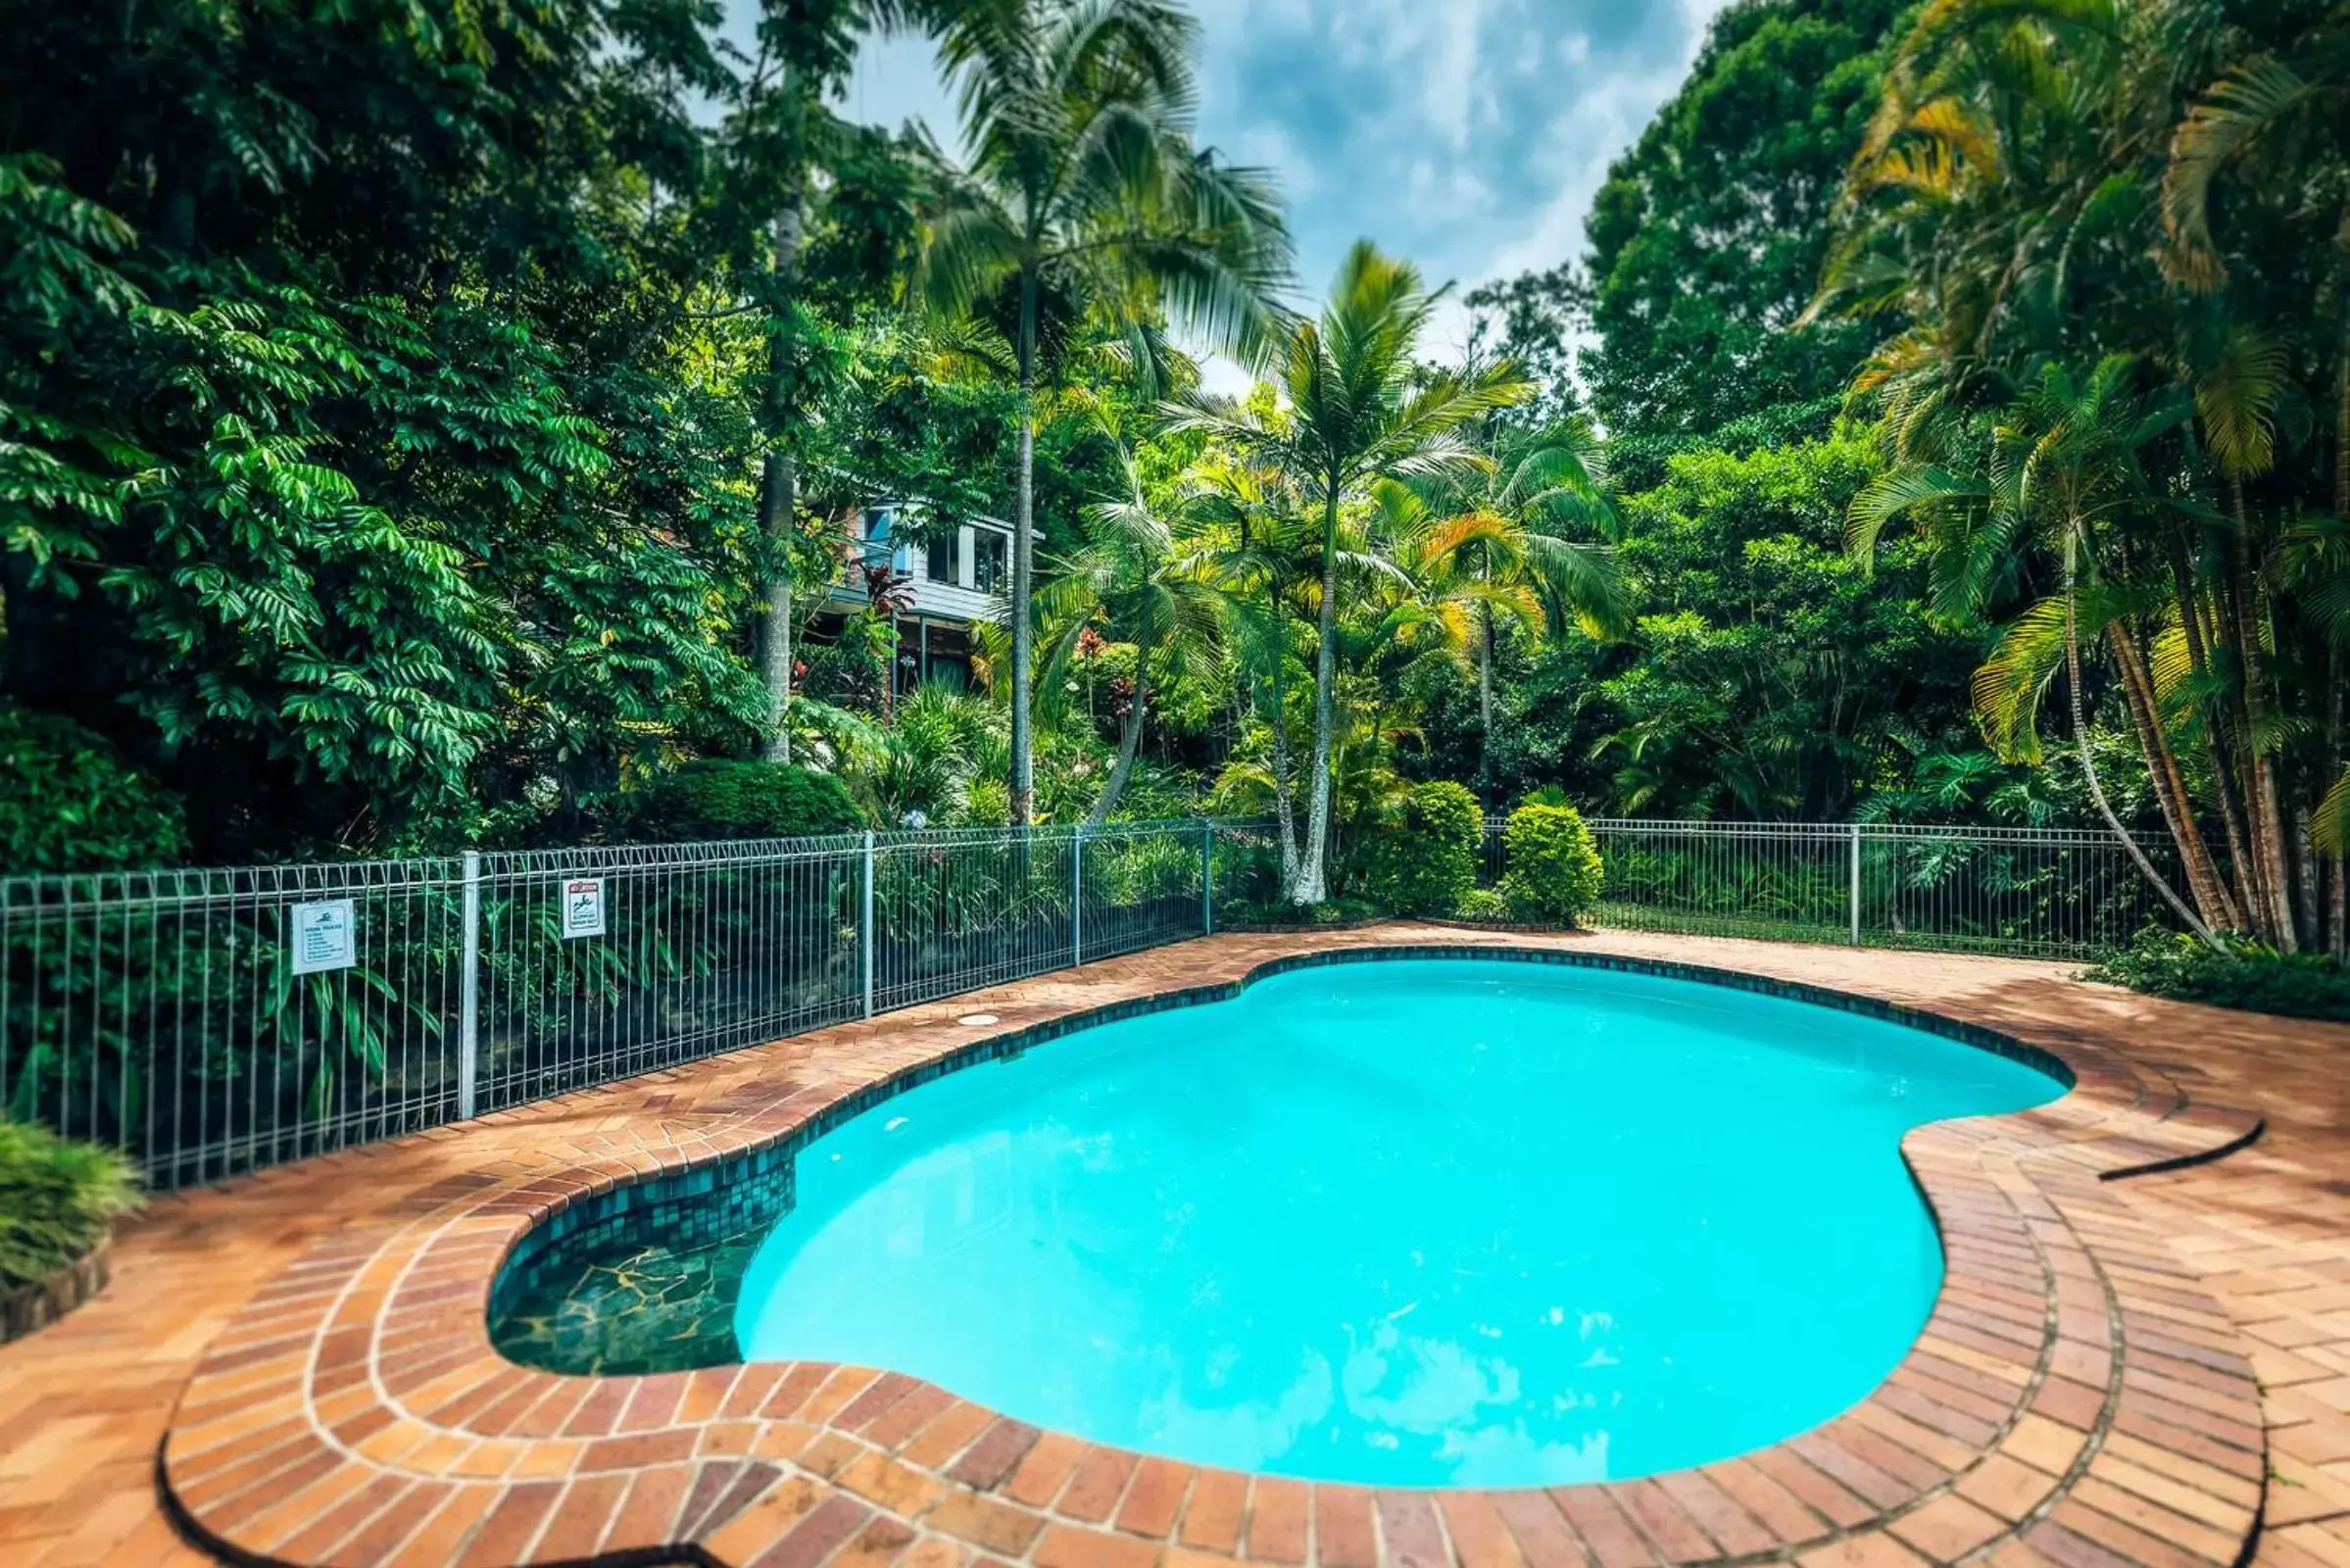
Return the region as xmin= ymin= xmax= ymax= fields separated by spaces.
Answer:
xmin=2086 ymin=931 xmax=2350 ymax=1024
xmin=0 ymin=708 xmax=188 ymax=871
xmin=1499 ymin=803 xmax=1604 ymax=926
xmin=1360 ymin=781 xmax=1484 ymax=915
xmin=1454 ymin=887 xmax=1512 ymax=921
xmin=616 ymin=762 xmax=865 ymax=842
xmin=0 ymin=1119 xmax=140 ymax=1288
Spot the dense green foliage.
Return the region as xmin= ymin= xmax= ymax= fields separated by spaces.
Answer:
xmin=2087 ymin=931 xmax=2350 ymax=1024
xmin=0 ymin=707 xmax=188 ymax=871
xmin=1811 ymin=0 xmax=2350 ymax=957
xmin=0 ymin=1118 xmax=140 ymax=1288
xmin=1360 ymin=780 xmax=1484 ymax=917
xmin=1582 ymin=0 xmax=1901 ymax=450
xmin=2 ymin=0 xmax=2343 ymax=995
xmin=613 ymin=762 xmax=865 ymax=842
xmin=1452 ymin=887 xmax=1513 ymax=922
xmin=1498 ymin=804 xmax=1606 ymax=926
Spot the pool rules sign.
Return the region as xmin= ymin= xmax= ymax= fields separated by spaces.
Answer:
xmin=562 ymin=877 xmax=606 ymax=939
xmin=289 ymin=899 xmax=356 ymax=974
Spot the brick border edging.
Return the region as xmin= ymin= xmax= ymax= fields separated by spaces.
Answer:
xmin=157 ymin=935 xmax=2273 ymax=1568
xmin=0 ymin=1231 xmax=110 ymax=1345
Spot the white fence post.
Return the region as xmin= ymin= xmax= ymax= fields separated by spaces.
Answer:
xmin=860 ymin=832 xmax=875 ymax=1019
xmin=457 ymin=850 xmax=481 ymax=1120
xmin=1071 ymin=827 xmax=1085 ymax=967
xmin=1201 ymin=819 xmax=1214 ymax=934
xmin=1848 ymin=824 xmax=1863 ymax=947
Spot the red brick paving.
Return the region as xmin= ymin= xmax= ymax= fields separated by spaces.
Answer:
xmin=2 ymin=926 xmax=2344 ymax=1566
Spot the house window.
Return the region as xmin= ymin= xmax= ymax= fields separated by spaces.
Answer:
xmin=972 ymin=528 xmax=1008 ymax=594
xmin=926 ymin=531 xmax=958 ymax=585
xmin=864 ymin=508 xmax=909 ymax=572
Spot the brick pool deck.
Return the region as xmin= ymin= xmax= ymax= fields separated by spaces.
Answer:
xmin=2 ymin=926 xmax=2348 ymax=1567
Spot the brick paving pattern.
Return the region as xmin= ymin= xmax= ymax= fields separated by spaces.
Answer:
xmin=0 ymin=926 xmax=2344 ymax=1566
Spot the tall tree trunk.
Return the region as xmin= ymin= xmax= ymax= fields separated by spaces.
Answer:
xmin=2064 ymin=536 xmax=2221 ymax=947
xmin=1087 ymin=669 xmax=1146 ymax=827
xmin=758 ymin=192 xmax=808 ymax=764
xmin=2168 ymin=544 xmax=2256 ymax=922
xmin=2334 ymin=305 xmax=2349 ymax=959
xmin=1008 ymin=270 xmax=1038 ymax=825
xmin=1268 ymin=597 xmax=1297 ymax=884
xmin=2106 ymin=620 xmax=2240 ymax=929
xmin=2332 ymin=665 xmax=2347 ymax=961
xmin=1477 ymin=599 xmax=1495 ymax=804
xmin=2229 ymin=477 xmax=2300 ymax=949
xmin=1289 ymin=490 xmax=1342 ymax=905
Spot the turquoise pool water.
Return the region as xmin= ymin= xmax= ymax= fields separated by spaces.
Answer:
xmin=733 ymin=958 xmax=2062 ymax=1487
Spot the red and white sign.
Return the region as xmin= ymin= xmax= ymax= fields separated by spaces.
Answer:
xmin=561 ymin=877 xmax=606 ymax=939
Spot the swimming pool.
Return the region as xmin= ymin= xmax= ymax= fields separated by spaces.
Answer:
xmin=717 ymin=956 xmax=2062 ymax=1488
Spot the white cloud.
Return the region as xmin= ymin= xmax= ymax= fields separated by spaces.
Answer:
xmin=777 ymin=0 xmax=1744 ymax=381
xmin=1233 ymin=121 xmax=1319 ymax=198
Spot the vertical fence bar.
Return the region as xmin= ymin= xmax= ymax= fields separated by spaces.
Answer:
xmin=1201 ymin=819 xmax=1214 ymax=934
xmin=860 ymin=832 xmax=876 ymax=1019
xmin=458 ymin=850 xmax=481 ymax=1120
xmin=1848 ymin=825 xmax=1862 ymax=946
xmin=1071 ymin=826 xmax=1085 ymax=968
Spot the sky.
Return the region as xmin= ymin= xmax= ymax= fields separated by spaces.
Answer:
xmin=805 ymin=0 xmax=1737 ymax=389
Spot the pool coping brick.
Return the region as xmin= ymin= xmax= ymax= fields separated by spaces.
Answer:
xmin=7 ymin=924 xmax=2319 ymax=1566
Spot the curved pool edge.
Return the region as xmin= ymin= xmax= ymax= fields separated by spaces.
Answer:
xmin=156 ymin=931 xmax=2270 ymax=1568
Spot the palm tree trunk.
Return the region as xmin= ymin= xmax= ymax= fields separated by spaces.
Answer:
xmin=2064 ymin=537 xmax=2221 ymax=948
xmin=2168 ymin=543 xmax=2256 ymax=921
xmin=1290 ymin=491 xmax=1341 ymax=905
xmin=2229 ymin=476 xmax=2300 ymax=949
xmin=758 ymin=191 xmax=807 ymax=764
xmin=1087 ymin=670 xmax=1146 ymax=827
xmin=1268 ymin=599 xmax=1297 ymax=884
xmin=1478 ymin=600 xmax=1495 ymax=804
xmin=2333 ymin=307 xmax=2348 ymax=959
xmin=2332 ymin=663 xmax=2347 ymax=961
xmin=2106 ymin=620 xmax=2239 ymax=928
xmin=1009 ymin=270 xmax=1038 ymax=826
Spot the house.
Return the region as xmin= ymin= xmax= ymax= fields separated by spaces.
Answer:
xmin=813 ymin=503 xmax=1018 ymax=693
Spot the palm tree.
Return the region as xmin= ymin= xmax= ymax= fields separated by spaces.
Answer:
xmin=1167 ymin=241 xmax=1530 ymax=904
xmin=2159 ymin=14 xmax=2350 ymax=955
xmin=1849 ymin=357 xmax=2228 ymax=948
xmin=1376 ymin=426 xmax=1629 ymax=799
xmin=1189 ymin=449 xmax=1315 ymax=882
xmin=919 ymin=0 xmax=1292 ymax=824
xmin=1036 ymin=395 xmax=1226 ymax=824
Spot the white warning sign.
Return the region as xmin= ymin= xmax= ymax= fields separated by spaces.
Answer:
xmin=561 ymin=877 xmax=606 ymax=939
xmin=290 ymin=899 xmax=357 ymax=974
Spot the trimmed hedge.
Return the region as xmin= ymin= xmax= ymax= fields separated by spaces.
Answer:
xmin=0 ymin=1119 xmax=140 ymax=1290
xmin=1498 ymin=803 xmax=1604 ymax=925
xmin=1361 ymin=780 xmax=1484 ymax=916
xmin=617 ymin=761 xmax=866 ymax=842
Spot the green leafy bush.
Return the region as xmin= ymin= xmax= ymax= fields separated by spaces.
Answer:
xmin=0 ymin=1119 xmax=140 ymax=1288
xmin=1361 ymin=780 xmax=1484 ymax=915
xmin=616 ymin=761 xmax=866 ymax=842
xmin=1499 ymin=803 xmax=1604 ymax=926
xmin=2085 ymin=929 xmax=2350 ymax=1023
xmin=0 ymin=707 xmax=188 ymax=871
xmin=1453 ymin=887 xmax=1512 ymax=921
